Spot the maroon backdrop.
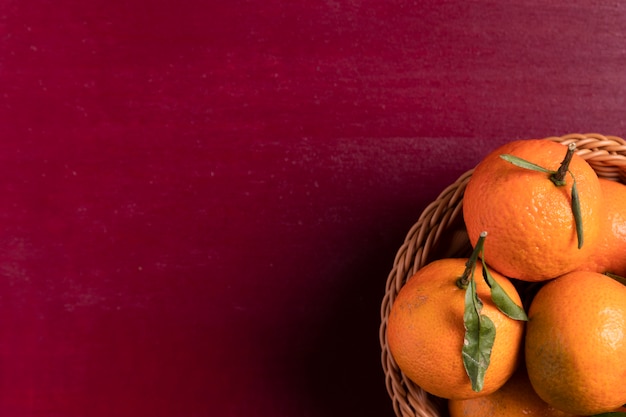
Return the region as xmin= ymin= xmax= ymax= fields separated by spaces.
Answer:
xmin=1 ymin=0 xmax=626 ymax=416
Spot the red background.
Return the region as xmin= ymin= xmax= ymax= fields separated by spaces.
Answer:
xmin=1 ymin=1 xmax=626 ymax=416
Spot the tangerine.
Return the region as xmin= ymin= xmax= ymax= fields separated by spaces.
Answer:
xmin=448 ymin=366 xmax=581 ymax=417
xmin=386 ymin=258 xmax=525 ymax=400
xmin=525 ymin=270 xmax=626 ymax=415
xmin=463 ymin=139 xmax=603 ymax=281
xmin=575 ymin=178 xmax=626 ymax=278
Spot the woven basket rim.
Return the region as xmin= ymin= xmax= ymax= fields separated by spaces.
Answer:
xmin=379 ymin=133 xmax=626 ymax=417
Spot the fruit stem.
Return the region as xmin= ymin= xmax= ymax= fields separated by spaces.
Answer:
xmin=457 ymin=231 xmax=487 ymax=289
xmin=550 ymin=142 xmax=576 ymax=186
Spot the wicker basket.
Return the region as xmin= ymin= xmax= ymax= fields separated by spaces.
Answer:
xmin=379 ymin=133 xmax=626 ymax=417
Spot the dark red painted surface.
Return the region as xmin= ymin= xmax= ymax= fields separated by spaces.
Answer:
xmin=1 ymin=0 xmax=626 ymax=416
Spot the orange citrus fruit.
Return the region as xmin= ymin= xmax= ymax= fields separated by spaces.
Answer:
xmin=525 ymin=270 xmax=626 ymax=415
xmin=575 ymin=178 xmax=626 ymax=278
xmin=448 ymin=366 xmax=581 ymax=417
xmin=386 ymin=258 xmax=525 ymax=400
xmin=463 ymin=139 xmax=603 ymax=281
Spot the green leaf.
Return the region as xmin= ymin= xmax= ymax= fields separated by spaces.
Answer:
xmin=605 ymin=272 xmax=626 ymax=286
xmin=481 ymin=258 xmax=528 ymax=321
xmin=570 ymin=173 xmax=584 ymax=249
xmin=462 ymin=276 xmax=496 ymax=392
xmin=500 ymin=154 xmax=556 ymax=174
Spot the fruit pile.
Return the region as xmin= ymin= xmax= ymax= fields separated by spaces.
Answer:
xmin=386 ymin=139 xmax=626 ymax=417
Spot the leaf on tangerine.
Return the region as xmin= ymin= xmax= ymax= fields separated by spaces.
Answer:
xmin=481 ymin=258 xmax=528 ymax=321
xmin=605 ymin=272 xmax=626 ymax=286
xmin=570 ymin=175 xmax=584 ymax=249
xmin=499 ymin=154 xmax=556 ymax=174
xmin=462 ymin=276 xmax=496 ymax=392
